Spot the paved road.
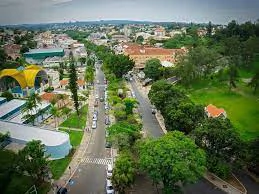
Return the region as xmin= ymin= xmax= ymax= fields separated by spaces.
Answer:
xmin=69 ymin=65 xmax=111 ymax=194
xmin=131 ymin=78 xmax=164 ymax=137
xmin=130 ymin=77 xmax=225 ymax=194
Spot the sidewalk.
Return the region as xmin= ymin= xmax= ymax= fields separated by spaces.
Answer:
xmin=132 ymin=76 xmax=246 ymax=194
xmin=48 ymin=89 xmax=95 ymax=194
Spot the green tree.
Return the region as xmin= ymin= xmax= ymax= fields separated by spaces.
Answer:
xmin=143 ymin=58 xmax=162 ymax=81
xmin=112 ymin=151 xmax=136 ymax=194
xmin=68 ymin=51 xmax=80 ymax=115
xmin=227 ymin=64 xmax=239 ymax=90
xmin=17 ymin=140 xmax=49 ymax=183
xmin=61 ymin=107 xmax=71 ymax=119
xmin=22 ymin=93 xmax=41 ymax=125
xmin=123 ymin=97 xmax=138 ymax=115
xmin=148 ymin=80 xmax=186 ymax=112
xmin=207 ymin=21 xmax=213 ymax=37
xmin=164 ymin=102 xmax=205 ymax=134
xmin=20 ymin=44 xmax=29 ymax=54
xmin=193 ymin=118 xmax=243 ymax=179
xmin=107 ymin=122 xmax=141 ymax=151
xmin=247 ymin=138 xmax=259 ymax=174
xmin=0 ymin=48 xmax=7 ymax=69
xmin=84 ymin=66 xmax=94 ymax=84
xmin=50 ymin=105 xmax=59 ymax=128
xmin=105 ymin=54 xmax=134 ymax=78
xmin=1 ymin=91 xmax=14 ymax=101
xmin=248 ymin=70 xmax=259 ymax=94
xmin=79 ymin=57 xmax=87 ymax=66
xmin=136 ymin=35 xmax=144 ymax=44
xmin=138 ymin=131 xmax=206 ymax=193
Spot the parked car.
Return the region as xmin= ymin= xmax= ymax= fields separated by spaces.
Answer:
xmin=105 ymin=179 xmax=114 ymax=194
xmin=100 ymin=97 xmax=104 ymax=102
xmin=93 ymin=114 xmax=97 ymax=121
xmin=105 ymin=141 xmax=112 ymax=148
xmin=94 ymin=100 xmax=98 ymax=107
xmin=105 ymin=130 xmax=109 ymax=138
xmin=92 ymin=121 xmax=97 ymax=129
xmin=105 ymin=116 xmax=110 ymax=125
xmin=106 ymin=164 xmax=113 ymax=178
xmin=95 ymin=94 xmax=99 ymax=99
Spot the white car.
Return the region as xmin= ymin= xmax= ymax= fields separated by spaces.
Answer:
xmin=92 ymin=121 xmax=97 ymax=129
xmin=95 ymin=94 xmax=99 ymax=99
xmin=93 ymin=114 xmax=97 ymax=121
xmin=106 ymin=179 xmax=114 ymax=194
xmin=106 ymin=164 xmax=113 ymax=178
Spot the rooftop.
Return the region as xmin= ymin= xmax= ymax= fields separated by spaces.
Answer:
xmin=25 ymin=48 xmax=64 ymax=54
xmin=205 ymin=104 xmax=226 ymax=118
xmin=0 ymin=99 xmax=26 ymax=119
xmin=0 ymin=120 xmax=69 ymax=146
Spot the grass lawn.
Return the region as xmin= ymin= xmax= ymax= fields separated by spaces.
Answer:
xmin=49 ymin=149 xmax=75 ymax=180
xmin=59 ymin=128 xmax=83 ymax=147
xmin=60 ymin=105 xmax=88 ymax=129
xmin=49 ymin=128 xmax=84 ymax=179
xmin=188 ymin=81 xmax=259 ymax=141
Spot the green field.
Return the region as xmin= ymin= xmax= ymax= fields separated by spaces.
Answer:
xmin=59 ymin=128 xmax=83 ymax=147
xmin=49 ymin=149 xmax=75 ymax=179
xmin=60 ymin=105 xmax=88 ymax=129
xmin=188 ymin=81 xmax=259 ymax=141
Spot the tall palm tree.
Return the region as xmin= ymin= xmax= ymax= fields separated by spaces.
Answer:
xmin=50 ymin=106 xmax=59 ymax=128
xmin=22 ymin=93 xmax=41 ymax=125
xmin=57 ymin=94 xmax=66 ymax=107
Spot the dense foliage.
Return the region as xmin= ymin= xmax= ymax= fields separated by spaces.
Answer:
xmin=138 ymin=131 xmax=206 ymax=193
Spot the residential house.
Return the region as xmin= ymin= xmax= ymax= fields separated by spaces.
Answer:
xmin=205 ymin=104 xmax=227 ymax=118
xmin=3 ymin=44 xmax=21 ymax=60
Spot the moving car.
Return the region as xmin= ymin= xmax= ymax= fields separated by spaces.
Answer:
xmin=105 ymin=179 xmax=114 ymax=194
xmin=92 ymin=121 xmax=97 ymax=129
xmin=106 ymin=164 xmax=113 ymax=178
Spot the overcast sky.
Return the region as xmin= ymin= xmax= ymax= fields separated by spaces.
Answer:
xmin=0 ymin=0 xmax=258 ymax=25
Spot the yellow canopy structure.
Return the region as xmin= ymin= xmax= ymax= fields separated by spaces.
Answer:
xmin=0 ymin=65 xmax=46 ymax=89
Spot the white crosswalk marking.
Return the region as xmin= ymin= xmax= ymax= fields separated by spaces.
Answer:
xmin=83 ymin=157 xmax=112 ymax=165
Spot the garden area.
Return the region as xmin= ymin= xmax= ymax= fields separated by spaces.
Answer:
xmin=188 ymin=79 xmax=259 ymax=141
xmin=60 ymin=105 xmax=88 ymax=129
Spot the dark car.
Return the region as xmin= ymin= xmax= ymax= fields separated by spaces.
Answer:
xmin=105 ymin=141 xmax=112 ymax=148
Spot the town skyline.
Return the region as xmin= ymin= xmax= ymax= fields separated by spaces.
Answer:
xmin=0 ymin=0 xmax=259 ymax=25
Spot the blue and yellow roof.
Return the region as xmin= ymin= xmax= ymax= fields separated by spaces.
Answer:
xmin=0 ymin=65 xmax=45 ymax=89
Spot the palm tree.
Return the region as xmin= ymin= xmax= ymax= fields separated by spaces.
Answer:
xmin=61 ymin=107 xmax=71 ymax=119
xmin=50 ymin=106 xmax=59 ymax=128
xmin=248 ymin=71 xmax=259 ymax=94
xmin=57 ymin=94 xmax=66 ymax=107
xmin=22 ymin=93 xmax=41 ymax=125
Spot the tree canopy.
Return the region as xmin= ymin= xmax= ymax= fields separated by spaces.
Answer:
xmin=111 ymin=152 xmax=136 ymax=193
xmin=193 ymin=118 xmax=243 ymax=179
xmin=143 ymin=58 xmax=162 ymax=81
xmin=104 ymin=54 xmax=135 ymax=78
xmin=138 ymin=131 xmax=206 ymax=193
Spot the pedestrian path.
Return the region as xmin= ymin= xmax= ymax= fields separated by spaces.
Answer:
xmin=82 ymin=157 xmax=112 ymax=165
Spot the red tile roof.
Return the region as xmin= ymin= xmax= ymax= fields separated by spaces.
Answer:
xmin=40 ymin=93 xmax=56 ymax=102
xmin=60 ymin=80 xmax=68 ymax=86
xmin=77 ymin=79 xmax=85 ymax=86
xmin=205 ymin=104 xmax=226 ymax=118
xmin=125 ymin=46 xmax=183 ymax=56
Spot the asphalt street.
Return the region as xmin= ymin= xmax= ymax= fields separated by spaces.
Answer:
xmin=130 ymin=77 xmax=225 ymax=194
xmin=68 ymin=65 xmax=111 ymax=194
